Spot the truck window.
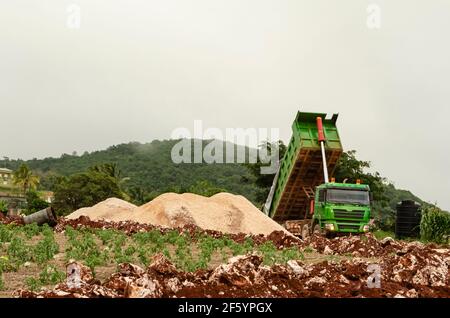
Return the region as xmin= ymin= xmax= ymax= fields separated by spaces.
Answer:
xmin=326 ymin=189 xmax=370 ymax=205
xmin=318 ymin=189 xmax=325 ymax=202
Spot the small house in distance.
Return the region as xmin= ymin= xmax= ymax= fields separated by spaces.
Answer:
xmin=0 ymin=168 xmax=13 ymax=186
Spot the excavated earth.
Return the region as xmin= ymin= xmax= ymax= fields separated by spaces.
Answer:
xmin=2 ymin=216 xmax=449 ymax=298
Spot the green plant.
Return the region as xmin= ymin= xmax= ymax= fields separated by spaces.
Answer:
xmin=258 ymin=241 xmax=278 ymax=266
xmin=24 ymin=190 xmax=49 ymax=215
xmin=420 ymin=206 xmax=450 ymax=244
xmin=0 ymin=256 xmax=16 ymax=272
xmin=25 ymin=265 xmax=65 ymax=291
xmin=279 ymin=247 xmax=304 ymax=263
xmin=65 ymin=229 xmax=108 ymax=273
xmin=25 ymin=277 xmax=41 ymax=291
xmin=33 ymin=229 xmax=59 ymax=265
xmin=12 ymin=164 xmax=40 ymax=194
xmin=22 ymin=223 xmax=41 ymax=239
xmin=0 ymin=200 xmax=8 ymax=214
xmin=7 ymin=237 xmax=31 ymax=264
xmin=0 ymin=224 xmax=15 ymax=243
xmin=39 ymin=265 xmax=65 ymax=285
xmin=0 ymin=272 xmax=4 ymax=290
xmin=96 ymin=229 xmax=118 ymax=245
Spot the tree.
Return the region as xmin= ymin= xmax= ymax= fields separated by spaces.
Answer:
xmin=89 ymin=163 xmax=130 ymax=185
xmin=52 ymin=167 xmax=124 ymax=215
xmin=128 ymin=186 xmax=147 ymax=205
xmin=188 ymin=180 xmax=226 ymax=197
xmin=13 ymin=164 xmax=40 ymax=194
xmin=333 ymin=150 xmax=387 ymax=202
xmin=244 ymin=140 xmax=287 ymax=203
xmin=24 ymin=190 xmax=49 ymax=215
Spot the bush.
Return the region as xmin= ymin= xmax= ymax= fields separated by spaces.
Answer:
xmin=24 ymin=191 xmax=49 ymax=215
xmin=0 ymin=200 xmax=8 ymax=214
xmin=420 ymin=206 xmax=450 ymax=244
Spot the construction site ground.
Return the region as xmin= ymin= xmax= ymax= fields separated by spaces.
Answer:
xmin=1 ymin=216 xmax=448 ymax=298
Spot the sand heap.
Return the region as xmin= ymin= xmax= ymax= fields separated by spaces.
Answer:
xmin=67 ymin=193 xmax=287 ymax=236
xmin=67 ymin=198 xmax=136 ymax=221
xmin=127 ymin=193 xmax=287 ymax=235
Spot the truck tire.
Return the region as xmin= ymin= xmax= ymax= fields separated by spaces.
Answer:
xmin=301 ymin=224 xmax=310 ymax=239
xmin=313 ymin=223 xmax=324 ymax=236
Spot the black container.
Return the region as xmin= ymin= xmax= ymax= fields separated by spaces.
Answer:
xmin=395 ymin=200 xmax=421 ymax=239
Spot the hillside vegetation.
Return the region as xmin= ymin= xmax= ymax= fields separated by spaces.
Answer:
xmin=0 ymin=139 xmax=437 ymax=230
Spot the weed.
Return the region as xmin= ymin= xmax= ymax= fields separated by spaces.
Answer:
xmin=39 ymin=265 xmax=65 ymax=285
xmin=22 ymin=223 xmax=41 ymax=239
xmin=65 ymin=230 xmax=107 ymax=273
xmin=33 ymin=230 xmax=59 ymax=265
xmin=25 ymin=277 xmax=41 ymax=291
xmin=25 ymin=265 xmax=65 ymax=291
xmin=7 ymin=237 xmax=31 ymax=264
xmin=279 ymin=247 xmax=304 ymax=263
xmin=0 ymin=255 xmax=15 ymax=272
xmin=0 ymin=224 xmax=16 ymax=243
xmin=258 ymin=241 xmax=278 ymax=266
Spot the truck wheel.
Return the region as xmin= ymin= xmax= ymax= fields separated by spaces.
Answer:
xmin=313 ymin=223 xmax=324 ymax=236
xmin=301 ymin=224 xmax=310 ymax=239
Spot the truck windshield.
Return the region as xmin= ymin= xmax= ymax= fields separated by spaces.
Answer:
xmin=326 ymin=189 xmax=370 ymax=205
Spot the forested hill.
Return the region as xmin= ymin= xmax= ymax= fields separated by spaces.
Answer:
xmin=0 ymin=140 xmax=262 ymax=204
xmin=0 ymin=139 xmax=433 ymax=227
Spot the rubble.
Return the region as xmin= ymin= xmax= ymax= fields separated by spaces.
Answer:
xmin=15 ymin=248 xmax=450 ymax=298
xmin=6 ymin=216 xmax=450 ymax=298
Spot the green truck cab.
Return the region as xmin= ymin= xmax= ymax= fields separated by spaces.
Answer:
xmin=311 ymin=182 xmax=372 ymax=235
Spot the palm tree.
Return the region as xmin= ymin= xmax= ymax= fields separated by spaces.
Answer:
xmin=90 ymin=163 xmax=130 ymax=184
xmin=13 ymin=164 xmax=40 ymax=194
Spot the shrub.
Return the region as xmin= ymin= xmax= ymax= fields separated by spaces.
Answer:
xmin=25 ymin=265 xmax=65 ymax=291
xmin=0 ymin=200 xmax=8 ymax=214
xmin=420 ymin=206 xmax=450 ymax=244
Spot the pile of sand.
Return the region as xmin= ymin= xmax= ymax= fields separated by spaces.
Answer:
xmin=129 ymin=193 xmax=286 ymax=235
xmin=67 ymin=198 xmax=137 ymax=221
xmin=66 ymin=193 xmax=288 ymax=236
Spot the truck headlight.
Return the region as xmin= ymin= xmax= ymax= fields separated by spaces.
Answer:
xmin=325 ymin=223 xmax=335 ymax=231
xmin=363 ymin=225 xmax=370 ymax=232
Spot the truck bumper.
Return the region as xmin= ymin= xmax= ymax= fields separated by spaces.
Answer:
xmin=324 ymin=221 xmax=369 ymax=233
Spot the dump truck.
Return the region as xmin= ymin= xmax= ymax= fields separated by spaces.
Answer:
xmin=264 ymin=111 xmax=372 ymax=237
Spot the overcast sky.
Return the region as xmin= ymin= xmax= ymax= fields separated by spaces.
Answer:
xmin=1 ymin=1 xmax=449 ymax=210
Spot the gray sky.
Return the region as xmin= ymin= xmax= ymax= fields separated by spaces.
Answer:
xmin=1 ymin=0 xmax=449 ymax=210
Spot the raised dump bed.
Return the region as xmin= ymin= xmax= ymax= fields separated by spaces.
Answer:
xmin=265 ymin=111 xmax=343 ymax=222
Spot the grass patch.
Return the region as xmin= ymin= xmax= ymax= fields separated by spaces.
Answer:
xmin=373 ymin=230 xmax=394 ymax=240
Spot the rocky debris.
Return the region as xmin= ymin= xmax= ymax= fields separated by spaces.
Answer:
xmin=380 ymin=237 xmax=395 ymax=246
xmin=387 ymin=249 xmax=449 ymax=288
xmin=208 ymin=254 xmax=262 ymax=287
xmin=0 ymin=215 xmax=24 ymax=225
xmin=304 ymin=233 xmax=446 ymax=259
xmin=14 ymin=250 xmax=450 ymax=298
xmin=66 ymin=261 xmax=96 ymax=287
xmin=323 ymin=245 xmax=334 ymax=255
xmin=148 ymin=253 xmax=179 ymax=275
xmin=55 ymin=216 xmax=301 ymax=248
xmin=6 ymin=215 xmax=450 ymax=298
xmin=286 ymin=260 xmax=307 ymax=277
